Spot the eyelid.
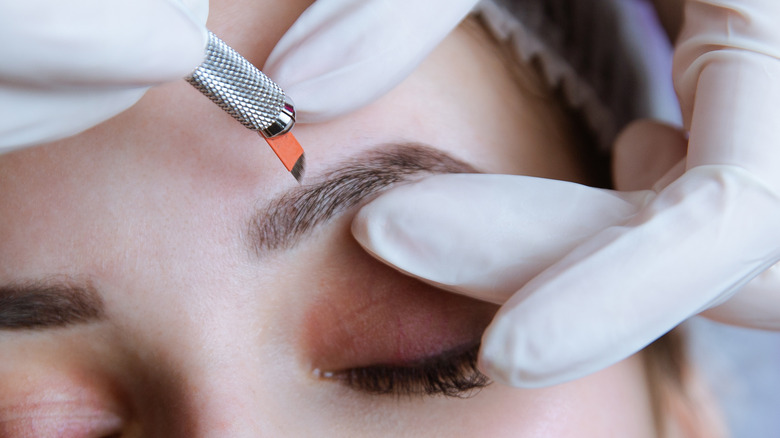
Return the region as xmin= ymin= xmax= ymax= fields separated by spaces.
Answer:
xmin=299 ymin=235 xmax=500 ymax=398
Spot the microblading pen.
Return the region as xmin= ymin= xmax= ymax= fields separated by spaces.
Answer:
xmin=186 ymin=31 xmax=305 ymax=181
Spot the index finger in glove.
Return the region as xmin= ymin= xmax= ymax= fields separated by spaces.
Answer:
xmin=353 ymin=174 xmax=653 ymax=304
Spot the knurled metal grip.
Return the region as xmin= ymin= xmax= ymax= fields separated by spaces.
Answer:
xmin=186 ymin=31 xmax=295 ymax=138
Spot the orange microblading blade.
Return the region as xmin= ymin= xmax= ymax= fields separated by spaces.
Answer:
xmin=263 ymin=132 xmax=305 ymax=182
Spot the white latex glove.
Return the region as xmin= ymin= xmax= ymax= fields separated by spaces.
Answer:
xmin=263 ymin=0 xmax=479 ymax=123
xmin=352 ymin=0 xmax=780 ymax=387
xmin=0 ymin=0 xmax=208 ymax=152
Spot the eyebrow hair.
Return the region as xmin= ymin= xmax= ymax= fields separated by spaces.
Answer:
xmin=249 ymin=143 xmax=479 ymax=254
xmin=0 ymin=277 xmax=105 ymax=330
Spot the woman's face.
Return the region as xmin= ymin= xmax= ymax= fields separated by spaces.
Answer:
xmin=0 ymin=1 xmax=656 ymax=436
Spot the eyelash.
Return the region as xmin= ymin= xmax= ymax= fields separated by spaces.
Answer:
xmin=323 ymin=344 xmax=491 ymax=398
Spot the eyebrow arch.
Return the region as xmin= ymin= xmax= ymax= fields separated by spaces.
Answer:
xmin=0 ymin=277 xmax=105 ymax=330
xmin=248 ymin=143 xmax=479 ymax=255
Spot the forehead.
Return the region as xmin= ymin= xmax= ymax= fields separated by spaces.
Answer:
xmin=0 ymin=23 xmax=579 ymax=281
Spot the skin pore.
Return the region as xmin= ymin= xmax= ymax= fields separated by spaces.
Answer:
xmin=0 ymin=1 xmax=678 ymax=436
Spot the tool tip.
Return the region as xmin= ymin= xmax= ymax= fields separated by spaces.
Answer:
xmin=263 ymin=132 xmax=305 ymax=183
xmin=291 ymin=153 xmax=305 ymax=182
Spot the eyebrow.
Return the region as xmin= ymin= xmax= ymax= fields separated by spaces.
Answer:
xmin=248 ymin=143 xmax=478 ymax=254
xmin=0 ymin=277 xmax=105 ymax=330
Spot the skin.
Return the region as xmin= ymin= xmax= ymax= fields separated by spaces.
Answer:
xmin=0 ymin=1 xmax=660 ymax=436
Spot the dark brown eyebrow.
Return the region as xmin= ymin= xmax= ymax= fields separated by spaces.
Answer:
xmin=0 ymin=277 xmax=105 ymax=330
xmin=248 ymin=143 xmax=479 ymax=254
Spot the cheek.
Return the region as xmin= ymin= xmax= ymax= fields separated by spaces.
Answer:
xmin=461 ymin=356 xmax=655 ymax=437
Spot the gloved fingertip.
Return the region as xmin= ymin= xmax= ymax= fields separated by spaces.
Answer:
xmin=351 ymin=176 xmax=530 ymax=304
xmin=350 ymin=191 xmax=431 ymax=280
xmin=477 ymin=315 xmax=543 ymax=388
xmin=477 ymin=309 xmax=598 ymax=389
xmin=351 ymin=180 xmax=509 ymax=302
xmin=353 ymin=173 xmax=652 ymax=306
xmin=350 ymin=202 xmax=390 ymax=262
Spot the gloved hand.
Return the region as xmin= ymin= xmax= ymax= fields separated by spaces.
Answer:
xmin=0 ymin=0 xmax=208 ymax=152
xmin=352 ymin=0 xmax=780 ymax=387
xmin=263 ymin=0 xmax=480 ymax=123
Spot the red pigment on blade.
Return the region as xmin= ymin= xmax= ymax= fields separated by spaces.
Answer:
xmin=263 ymin=132 xmax=303 ymax=172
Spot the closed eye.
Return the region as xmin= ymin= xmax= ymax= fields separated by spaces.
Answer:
xmin=317 ymin=343 xmax=490 ymax=398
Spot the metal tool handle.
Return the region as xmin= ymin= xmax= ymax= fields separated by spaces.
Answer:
xmin=186 ymin=31 xmax=295 ymax=138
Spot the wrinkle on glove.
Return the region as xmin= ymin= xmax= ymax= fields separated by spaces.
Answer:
xmin=263 ymin=0 xmax=479 ymax=123
xmin=0 ymin=0 xmax=208 ymax=151
xmin=353 ymin=0 xmax=780 ymax=388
